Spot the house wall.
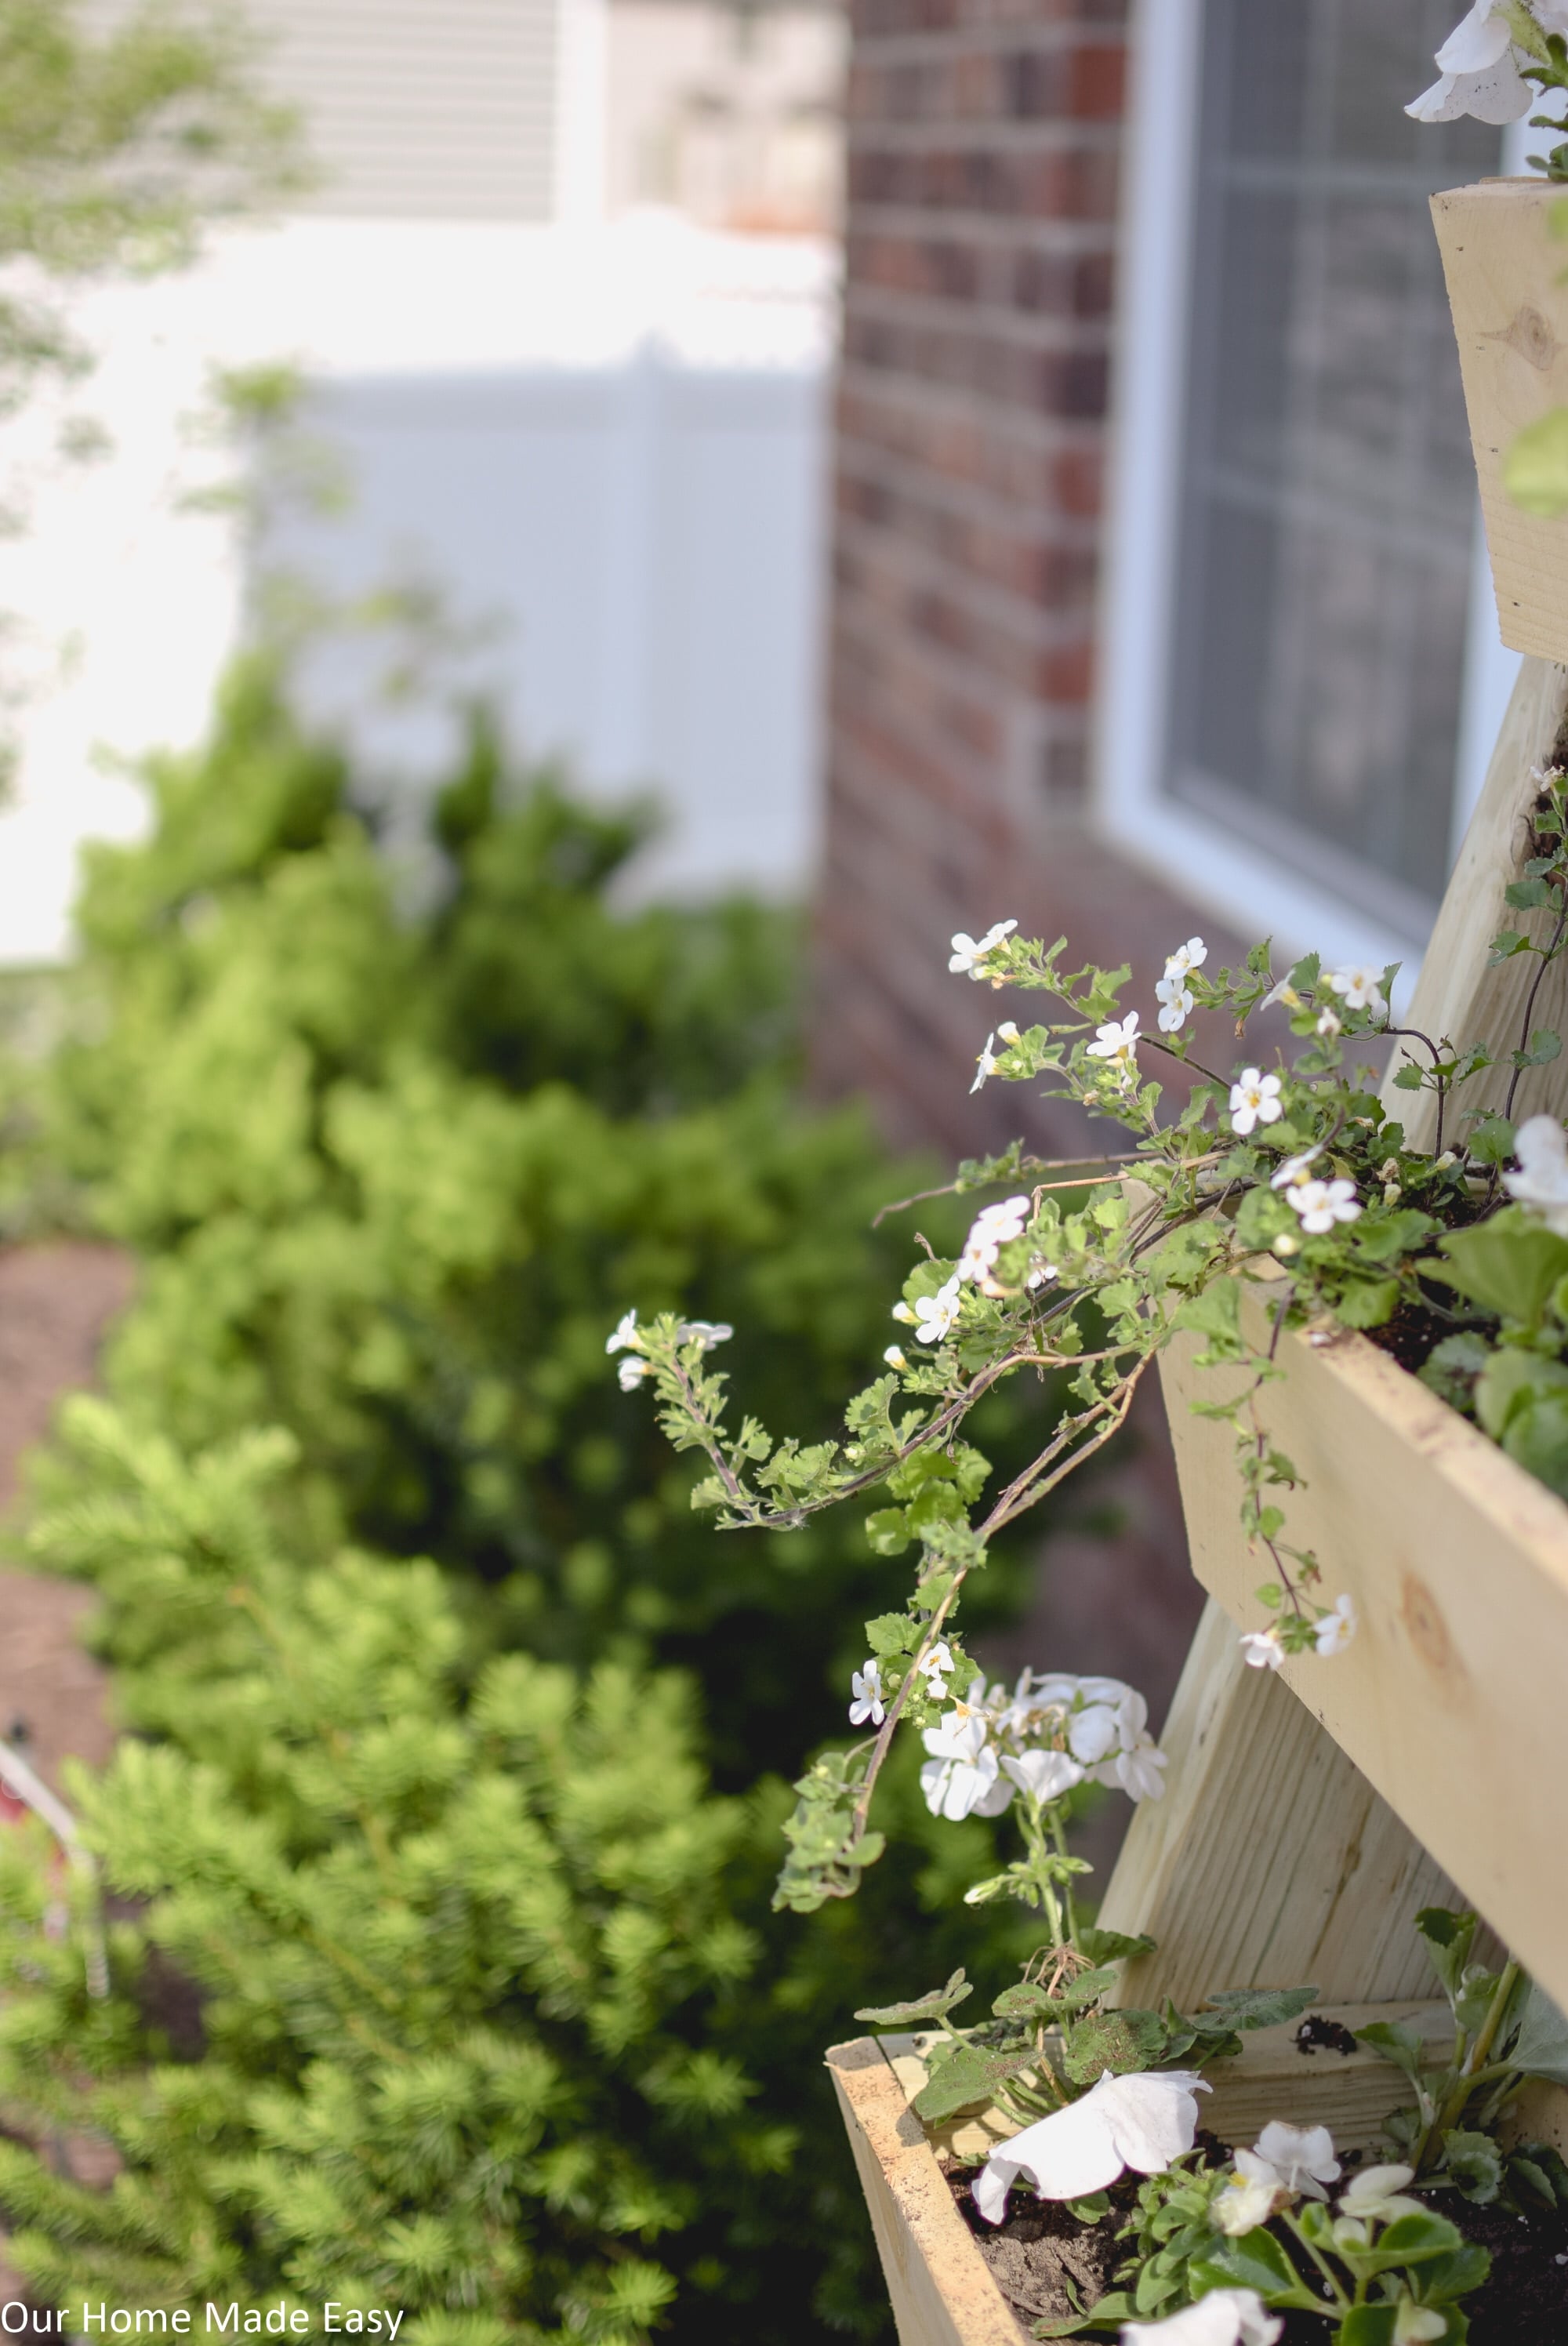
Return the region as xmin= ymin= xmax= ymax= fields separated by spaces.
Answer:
xmin=812 ymin=0 xmax=1240 ymax=1155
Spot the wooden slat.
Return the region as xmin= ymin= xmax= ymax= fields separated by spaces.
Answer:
xmin=1094 ymin=1600 xmax=1475 ymax=2010
xmin=1144 ymin=1306 xmax=1568 ymax=2015
xmin=1379 ymin=653 xmax=1568 ymax=1148
xmin=826 ymin=2038 xmax=1022 ymax=2346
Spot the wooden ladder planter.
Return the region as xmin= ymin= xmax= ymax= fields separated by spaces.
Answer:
xmin=829 ymin=174 xmax=1568 ymax=2344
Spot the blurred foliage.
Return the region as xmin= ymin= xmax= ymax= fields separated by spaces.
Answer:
xmin=0 ymin=659 xmax=1066 ymax=2337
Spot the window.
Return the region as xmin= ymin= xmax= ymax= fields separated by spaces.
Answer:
xmin=1099 ymin=0 xmax=1521 ymax=977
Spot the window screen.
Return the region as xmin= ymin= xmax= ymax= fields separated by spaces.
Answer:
xmin=1166 ymin=1 xmax=1501 ymax=936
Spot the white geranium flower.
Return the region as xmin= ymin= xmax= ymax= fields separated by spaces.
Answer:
xmin=1314 ymin=1594 xmax=1358 ymax=1656
xmin=971 ymin=1032 xmax=1000 ymax=1092
xmin=849 ymin=1661 xmax=885 ymax=1727
xmin=1269 ymin=1148 xmax=1322 ymax=1190
xmin=1404 ymin=1 xmax=1568 ymax=125
xmin=1288 ymin=1177 xmax=1361 ymax=1235
xmin=920 ymin=1712 xmax=1013 ymax=1821
xmin=949 ymin=919 xmax=1018 ymax=978
xmin=974 ymin=2068 xmax=1210 ymax=2224
xmin=606 ymin=1309 xmax=642 ymax=1355
xmin=1253 ymin=2121 xmax=1340 ymax=2201
xmin=1087 ymin=1011 xmax=1141 ymax=1071
xmin=1000 ymin=1746 xmax=1084 ymax=1803
xmin=1109 ymin=1735 xmax=1167 ymax=1803
xmin=1164 ymin=938 xmax=1207 ymax=979
xmin=1240 ymin=1626 xmax=1286 ymax=1671
xmin=617 ymin=1355 xmax=652 ymax=1391
xmin=913 ymin=1274 xmax=963 ymax=1344
xmin=1211 ymin=2149 xmax=1284 ymax=2235
xmin=1067 ymin=1701 xmax=1120 ymax=1765
xmin=1229 ymin=1069 xmax=1283 ymax=1136
xmin=1339 ymin=2164 xmax=1422 ymax=2224
xmin=1323 ymin=964 xmax=1386 ymax=1013
xmin=1120 ymin=2290 xmax=1281 ymax=2345
xmin=1504 ymin=1113 xmax=1568 ymax=1234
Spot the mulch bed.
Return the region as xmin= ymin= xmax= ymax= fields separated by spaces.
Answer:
xmin=944 ymin=2155 xmax=1568 ymax=2341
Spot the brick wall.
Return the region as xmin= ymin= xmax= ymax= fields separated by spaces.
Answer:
xmin=812 ymin=0 xmax=1243 ymax=1159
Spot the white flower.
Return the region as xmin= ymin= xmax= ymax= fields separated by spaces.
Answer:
xmin=975 ymin=2068 xmax=1210 ymax=2224
xmin=1120 ymin=2290 xmax=1281 ymax=2345
xmin=1504 ymin=1113 xmax=1568 ymax=1234
xmin=1229 ymin=1069 xmax=1283 ymax=1136
xmin=891 ymin=1299 xmax=916 ymax=1324
xmin=1339 ymin=2164 xmax=1423 ymax=2224
xmin=949 ymin=919 xmax=1018 ymax=978
xmin=1288 ymin=1177 xmax=1361 ymax=1236
xmin=1211 ymin=2149 xmax=1284 ymax=2235
xmin=918 ymin=1640 xmax=956 ymax=1698
xmin=1067 ymin=1701 xmax=1120 ymax=1765
xmin=1323 ymin=964 xmax=1386 ymax=1013
xmin=1269 ymin=1148 xmax=1322 ymax=1190
xmin=884 ymin=1344 xmax=909 ymax=1371
xmin=920 ymin=1709 xmax=1013 ymax=1820
xmin=1000 ymin=1746 xmax=1085 ymax=1803
xmin=1164 ymin=938 xmax=1207 ymax=979
xmin=606 ymin=1309 xmax=642 ymax=1355
xmin=913 ymin=1274 xmax=963 ymax=1344
xmin=1087 ymin=1011 xmax=1141 ymax=1071
xmin=617 ymin=1355 xmax=652 ymax=1391
xmin=1316 ymin=1006 xmax=1342 ymax=1039
xmin=996 ymin=1020 xmax=1021 ymax=1044
xmin=679 ymin=1319 xmax=733 ymax=1350
xmin=959 ymin=1197 xmax=1031 ymax=1282
xmin=1253 ymin=2121 xmax=1340 ymax=2201
xmin=1392 ymin=2304 xmax=1447 ymax=2344
xmin=849 ymin=1661 xmax=885 ymax=1727
xmin=1025 ymin=1259 xmax=1058 ymax=1291
xmin=1314 ymin=1594 xmax=1357 ymax=1657
xmin=1405 ymin=2 xmax=1568 ymax=125
xmin=1108 ymin=1735 xmax=1167 ymax=1803
xmin=1156 ymin=974 xmax=1194 ymax=1034
xmin=971 ymin=1032 xmax=1000 ymax=1092
xmin=1258 ymin=976 xmax=1301 ymax=1013
xmin=1240 ymin=1627 xmax=1286 ymax=1671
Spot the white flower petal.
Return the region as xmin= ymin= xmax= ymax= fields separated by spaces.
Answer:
xmin=1000 ymin=1748 xmax=1085 ymax=1802
xmin=1118 ymin=2291 xmax=1281 ymax=2345
xmin=1434 ymin=1 xmax=1515 ymax=73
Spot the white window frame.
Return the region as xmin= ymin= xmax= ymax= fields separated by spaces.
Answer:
xmin=1094 ymin=0 xmax=1525 ymax=991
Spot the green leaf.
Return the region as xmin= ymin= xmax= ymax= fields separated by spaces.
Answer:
xmin=855 ymin=1968 xmax=973 ymax=2027
xmin=910 ymin=2043 xmax=1040 ymax=2124
xmin=1415 ymin=1908 xmax=1478 ymax=2003
xmin=862 ymin=1612 xmax=920 ymax=1658
xmin=1077 ymin=1926 xmax=1157 ymax=1966
xmin=1352 ymin=2207 xmax=1467 ymax=2275
xmin=1504 ymin=405 xmax=1568 ymax=518
xmin=1433 ymin=1208 xmax=1568 ymax=1324
xmin=1509 ymin=1980 xmax=1568 ymax=2086
xmin=1334 ymin=1278 xmax=1400 ymax=1329
xmin=1189 ymin=1984 xmax=1318 ymax=2035
xmin=1465 ymin=1112 xmax=1516 ymax=1168
xmin=1443 ymin=2128 xmax=1503 ymax=2203
xmin=1062 ymin=2008 xmax=1170 ymax=2083
xmin=1190 ymin=2229 xmax=1312 ymax=2306
xmin=1356 ymin=2020 xmax=1425 ymax=2081
xmin=1336 ymin=2309 xmax=1396 ymax=2346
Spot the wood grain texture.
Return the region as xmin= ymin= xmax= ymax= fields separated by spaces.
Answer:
xmin=1094 ymin=1600 xmax=1475 ymax=2010
xmin=826 ymin=2037 xmax=1023 ymax=2346
xmin=1432 ymin=180 xmax=1568 ymax=665
xmin=1378 ymin=654 xmax=1568 ymax=1147
xmin=1149 ymin=1301 xmax=1568 ymax=2014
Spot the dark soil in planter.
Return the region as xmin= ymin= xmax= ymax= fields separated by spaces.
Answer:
xmin=943 ymin=2155 xmax=1568 ymax=2342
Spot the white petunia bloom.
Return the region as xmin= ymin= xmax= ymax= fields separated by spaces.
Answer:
xmin=1323 ymin=964 xmax=1387 ymax=1013
xmin=1087 ymin=1011 xmax=1141 ymax=1073
xmin=1504 ymin=1113 xmax=1568 ymax=1234
xmin=1314 ymin=1594 xmax=1358 ymax=1657
xmin=971 ymin=1032 xmax=1001 ymax=1092
xmin=849 ymin=1661 xmax=885 ymax=1727
xmin=1156 ymin=973 xmax=1194 ymax=1034
xmin=1240 ymin=1626 xmax=1286 ymax=1672
xmin=949 ymin=919 xmax=1018 ymax=978
xmin=913 ymin=1274 xmax=964 ymax=1344
xmin=1120 ymin=2290 xmax=1281 ymax=2345
xmin=1000 ymin=1746 xmax=1085 ymax=1803
xmin=1269 ymin=1148 xmax=1323 ymax=1190
xmin=1339 ymin=2163 xmax=1423 ymax=2224
xmin=617 ymin=1355 xmax=652 ymax=1391
xmin=1253 ymin=2121 xmax=1341 ymax=2201
xmin=1229 ymin=1069 xmax=1283 ymax=1135
xmin=1405 ymin=1 xmax=1568 ymax=125
xmin=1288 ymin=1177 xmax=1361 ymax=1236
xmin=975 ymin=2068 xmax=1210 ymax=2224
xmin=1211 ymin=2149 xmax=1284 ymax=2236
xmin=606 ymin=1309 xmax=642 ymax=1355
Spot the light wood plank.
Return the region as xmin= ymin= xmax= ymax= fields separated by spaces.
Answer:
xmin=1149 ymin=1303 xmax=1568 ymax=2015
xmin=1094 ymin=1600 xmax=1476 ymax=2010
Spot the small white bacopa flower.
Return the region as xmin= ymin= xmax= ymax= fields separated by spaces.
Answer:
xmin=1269 ymin=1148 xmax=1322 ymax=1190
xmin=1251 ymin=2120 xmax=1341 ymax=2200
xmin=848 ymin=1661 xmax=885 ymax=1727
xmin=1119 ymin=2290 xmax=1281 ymax=2345
xmin=1504 ymin=1113 xmax=1568 ymax=1235
xmin=1240 ymin=1626 xmax=1286 ymax=1672
xmin=1287 ymin=1177 xmax=1360 ymax=1235
xmin=883 ymin=1343 xmax=909 ymax=1371
xmin=974 ymin=2068 xmax=1210 ymax=2224
xmin=678 ymin=1319 xmax=734 ymax=1350
xmin=958 ymin=1196 xmax=1032 ymax=1284
xmin=616 ymin=1356 xmax=652 ymax=1391
xmin=1087 ymin=1011 xmax=1141 ymax=1073
xmin=1314 ymin=1593 xmax=1357 ymax=1657
xmin=1165 ymin=937 xmax=1207 ymax=979
xmin=1322 ymin=964 xmax=1387 ymax=1013
xmin=913 ymin=1273 xmax=963 ymax=1344
xmin=971 ymin=1032 xmax=1000 ymax=1092
xmin=606 ymin=1308 xmax=642 ymax=1355
xmin=949 ymin=919 xmax=1018 ymax=979
xmin=1228 ymin=1069 xmax=1283 ymax=1136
